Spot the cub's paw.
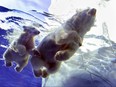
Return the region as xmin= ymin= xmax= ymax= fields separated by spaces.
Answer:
xmin=15 ymin=67 xmax=22 ymax=72
xmin=5 ymin=62 xmax=12 ymax=67
xmin=54 ymin=51 xmax=67 ymax=61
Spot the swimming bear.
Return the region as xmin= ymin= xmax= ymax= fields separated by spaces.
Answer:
xmin=3 ymin=26 xmax=40 ymax=72
xmin=30 ymin=8 xmax=96 ymax=78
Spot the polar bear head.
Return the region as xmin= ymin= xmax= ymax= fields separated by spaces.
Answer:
xmin=23 ymin=26 xmax=40 ymax=36
xmin=65 ymin=8 xmax=96 ymax=37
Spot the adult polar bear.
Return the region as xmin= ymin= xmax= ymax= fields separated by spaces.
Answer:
xmin=30 ymin=8 xmax=96 ymax=78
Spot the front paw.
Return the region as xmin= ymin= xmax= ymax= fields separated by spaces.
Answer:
xmin=34 ymin=69 xmax=42 ymax=77
xmin=54 ymin=51 xmax=66 ymax=61
xmin=42 ymin=69 xmax=49 ymax=78
xmin=6 ymin=62 xmax=12 ymax=67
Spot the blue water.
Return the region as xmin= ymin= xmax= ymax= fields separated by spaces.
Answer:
xmin=0 ymin=0 xmax=51 ymax=87
xmin=0 ymin=28 xmax=41 ymax=87
xmin=0 ymin=0 xmax=116 ymax=87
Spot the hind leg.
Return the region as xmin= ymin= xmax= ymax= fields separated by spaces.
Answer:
xmin=43 ymin=61 xmax=61 ymax=77
xmin=30 ymin=56 xmax=44 ymax=77
xmin=3 ymin=49 xmax=13 ymax=67
xmin=33 ymin=69 xmax=43 ymax=77
xmin=15 ymin=57 xmax=29 ymax=72
xmin=41 ymin=69 xmax=49 ymax=78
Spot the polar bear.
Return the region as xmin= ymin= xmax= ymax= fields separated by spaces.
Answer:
xmin=30 ymin=8 xmax=96 ymax=78
xmin=3 ymin=26 xmax=40 ymax=72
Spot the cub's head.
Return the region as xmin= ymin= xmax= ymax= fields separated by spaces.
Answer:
xmin=23 ymin=26 xmax=40 ymax=36
xmin=66 ymin=8 xmax=96 ymax=36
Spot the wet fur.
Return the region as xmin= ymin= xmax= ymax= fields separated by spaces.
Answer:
xmin=3 ymin=26 xmax=40 ymax=72
xmin=30 ymin=8 xmax=96 ymax=78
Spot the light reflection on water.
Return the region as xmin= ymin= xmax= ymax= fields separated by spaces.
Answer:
xmin=0 ymin=0 xmax=116 ymax=87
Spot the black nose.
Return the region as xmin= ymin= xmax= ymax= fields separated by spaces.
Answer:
xmin=34 ymin=31 xmax=40 ymax=35
xmin=88 ymin=8 xmax=96 ymax=16
xmin=37 ymin=31 xmax=40 ymax=34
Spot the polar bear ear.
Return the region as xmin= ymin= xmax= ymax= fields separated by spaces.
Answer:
xmin=23 ymin=26 xmax=33 ymax=32
xmin=23 ymin=26 xmax=29 ymax=32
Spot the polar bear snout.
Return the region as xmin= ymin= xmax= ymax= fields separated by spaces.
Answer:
xmin=23 ymin=26 xmax=40 ymax=36
xmin=34 ymin=31 xmax=40 ymax=35
xmin=88 ymin=8 xmax=96 ymax=16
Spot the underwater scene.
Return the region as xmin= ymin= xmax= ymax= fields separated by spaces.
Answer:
xmin=0 ymin=0 xmax=116 ymax=87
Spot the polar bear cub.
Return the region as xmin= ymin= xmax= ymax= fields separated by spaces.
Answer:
xmin=30 ymin=8 xmax=96 ymax=77
xmin=3 ymin=26 xmax=40 ymax=72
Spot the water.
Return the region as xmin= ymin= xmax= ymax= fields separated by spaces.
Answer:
xmin=0 ymin=0 xmax=51 ymax=87
xmin=0 ymin=0 xmax=116 ymax=87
